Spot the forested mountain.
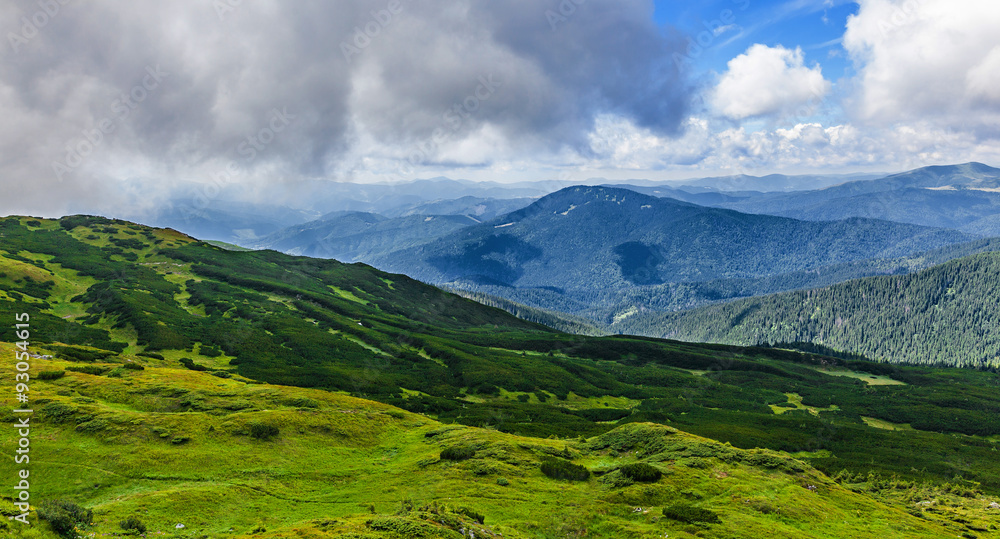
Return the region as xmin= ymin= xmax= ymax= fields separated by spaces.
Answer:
xmin=370 ymin=186 xmax=973 ymax=313
xmin=673 ymin=171 xmax=883 ymax=192
xmin=379 ymin=195 xmax=535 ymax=221
xmin=623 ymin=251 xmax=1000 ymax=368
xmin=247 ymin=211 xmax=478 ymax=261
xmin=712 ymin=163 xmax=1000 ymax=233
xmin=460 ymin=236 xmax=1000 ymax=326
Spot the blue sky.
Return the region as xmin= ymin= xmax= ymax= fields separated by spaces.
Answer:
xmin=653 ymin=0 xmax=857 ymax=78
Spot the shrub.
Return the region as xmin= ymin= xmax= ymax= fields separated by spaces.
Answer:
xmin=662 ymin=503 xmax=721 ymax=524
xmin=51 ymin=346 xmax=116 ymax=363
xmin=179 ymin=357 xmax=207 ymax=371
xmin=121 ymin=363 xmax=144 ymax=370
xmin=39 ymin=403 xmax=77 ymax=423
xmin=440 ymin=445 xmax=476 ymax=461
xmin=454 ymin=506 xmax=485 ymax=524
xmin=282 ymin=397 xmax=320 ymax=408
xmin=496 ymin=477 xmax=509 ymax=486
xmin=248 ymin=422 xmax=279 ymax=441
xmin=119 ymin=516 xmax=147 ymax=535
xmin=540 ymin=458 xmax=590 ymax=481
xmin=75 ymin=419 xmax=110 ymax=433
xmin=37 ymin=500 xmax=92 ymax=538
xmin=66 ymin=366 xmax=109 ymax=376
xmin=37 ymin=370 xmax=66 ymax=380
xmin=598 ymin=470 xmax=634 ymax=488
xmin=137 ymin=352 xmax=165 ymax=360
xmin=619 ymin=462 xmax=662 ymax=482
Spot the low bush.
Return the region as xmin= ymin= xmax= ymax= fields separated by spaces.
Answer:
xmin=121 ymin=363 xmax=144 ymax=370
xmin=179 ymin=357 xmax=207 ymax=371
xmin=119 ymin=516 xmax=147 ymax=535
xmin=454 ymin=506 xmax=485 ymax=524
xmin=440 ymin=445 xmax=476 ymax=461
xmin=37 ymin=500 xmax=92 ymax=538
xmin=39 ymin=403 xmax=76 ymax=423
xmin=540 ymin=458 xmax=590 ymax=481
xmin=248 ymin=422 xmax=279 ymax=441
xmin=37 ymin=370 xmax=66 ymax=380
xmin=619 ymin=462 xmax=662 ymax=482
xmin=282 ymin=397 xmax=320 ymax=408
xmin=662 ymin=503 xmax=721 ymax=524
xmin=51 ymin=346 xmax=116 ymax=363
xmin=66 ymin=366 xmax=109 ymax=376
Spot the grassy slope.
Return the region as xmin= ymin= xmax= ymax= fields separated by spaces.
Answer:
xmin=0 ymin=343 xmax=995 ymax=539
xmin=1 ymin=216 xmax=999 ymax=537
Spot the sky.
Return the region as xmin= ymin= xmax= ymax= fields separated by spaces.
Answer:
xmin=1 ymin=0 xmax=1000 ymax=216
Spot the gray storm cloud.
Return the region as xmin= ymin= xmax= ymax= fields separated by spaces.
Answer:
xmin=0 ymin=0 xmax=690 ymax=216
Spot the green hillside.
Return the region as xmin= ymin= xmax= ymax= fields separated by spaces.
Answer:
xmin=625 ymin=251 xmax=1000 ymax=368
xmin=4 ymin=344 xmax=995 ymax=538
xmin=2 ymin=215 xmax=1000 ymax=537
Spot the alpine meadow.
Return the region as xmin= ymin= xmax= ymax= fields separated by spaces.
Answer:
xmin=4 ymin=1 xmax=1000 ymax=538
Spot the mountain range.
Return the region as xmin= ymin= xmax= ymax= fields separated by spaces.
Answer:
xmin=706 ymin=162 xmax=1000 ymax=235
xmin=2 ymin=215 xmax=1000 ymax=537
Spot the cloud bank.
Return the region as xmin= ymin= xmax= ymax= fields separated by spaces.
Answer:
xmin=0 ymin=0 xmax=688 ymax=215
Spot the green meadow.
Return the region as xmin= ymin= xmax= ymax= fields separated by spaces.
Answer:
xmin=0 ymin=216 xmax=998 ymax=537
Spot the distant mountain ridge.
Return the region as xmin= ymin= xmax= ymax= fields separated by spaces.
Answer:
xmin=247 ymin=211 xmax=477 ymax=261
xmin=369 ymin=186 xmax=973 ymax=313
xmin=711 ymin=163 xmax=1000 ymax=233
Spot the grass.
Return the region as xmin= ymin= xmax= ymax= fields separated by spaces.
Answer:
xmin=861 ymin=416 xmax=915 ymax=431
xmin=1 ymin=343 xmax=995 ymax=539
xmin=806 ymin=366 xmax=908 ymax=386
xmin=768 ymin=393 xmax=839 ymax=416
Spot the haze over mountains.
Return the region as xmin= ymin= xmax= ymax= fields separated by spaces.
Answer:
xmin=706 ymin=163 xmax=1000 ymax=235
xmin=137 ymin=167 xmax=928 ymax=245
xmin=82 ymin=161 xmax=1000 ymax=364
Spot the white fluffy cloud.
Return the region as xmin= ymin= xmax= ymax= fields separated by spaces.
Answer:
xmin=711 ymin=44 xmax=831 ymax=120
xmin=844 ymin=0 xmax=1000 ymax=129
xmin=582 ymin=115 xmax=1000 ymax=176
